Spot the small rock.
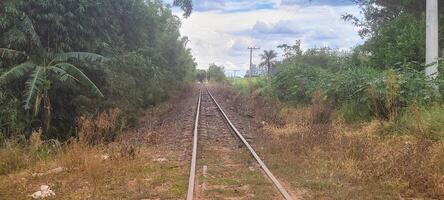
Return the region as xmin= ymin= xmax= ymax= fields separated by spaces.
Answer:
xmin=40 ymin=185 xmax=49 ymax=191
xmin=31 ymin=185 xmax=55 ymax=199
xmin=101 ymin=154 xmax=110 ymax=160
xmin=153 ymin=158 xmax=167 ymax=162
xmin=47 ymin=167 xmax=64 ymax=174
xmin=31 ymin=191 xmax=42 ymax=199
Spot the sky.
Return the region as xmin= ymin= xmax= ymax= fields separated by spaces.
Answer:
xmin=165 ymin=0 xmax=364 ymax=76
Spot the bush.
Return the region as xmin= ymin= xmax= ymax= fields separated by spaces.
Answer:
xmin=230 ymin=77 xmax=270 ymax=95
xmin=207 ymin=63 xmax=226 ymax=82
xmin=77 ymin=108 xmax=126 ymax=145
xmin=273 ymin=62 xmax=442 ymax=123
xmin=339 ymin=101 xmax=372 ymax=123
xmin=0 ymin=90 xmax=26 ymax=140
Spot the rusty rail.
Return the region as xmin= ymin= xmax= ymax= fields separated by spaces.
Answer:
xmin=206 ymin=87 xmax=293 ymax=200
xmin=186 ymin=89 xmax=201 ymax=200
xmin=186 ymin=87 xmax=293 ymax=200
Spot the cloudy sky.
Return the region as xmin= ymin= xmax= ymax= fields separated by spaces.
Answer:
xmin=165 ymin=0 xmax=364 ymax=75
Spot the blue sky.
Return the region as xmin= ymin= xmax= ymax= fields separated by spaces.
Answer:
xmin=165 ymin=0 xmax=363 ymax=75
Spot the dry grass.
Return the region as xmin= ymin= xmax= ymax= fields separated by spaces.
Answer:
xmin=256 ymin=105 xmax=444 ymax=199
xmin=0 ymin=106 xmax=189 ymax=199
xmin=215 ymin=84 xmax=444 ymax=199
xmin=77 ymin=108 xmax=126 ymax=145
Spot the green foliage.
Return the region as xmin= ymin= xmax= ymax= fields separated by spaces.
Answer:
xmin=230 ymin=77 xmax=271 ymax=96
xmin=173 ymin=0 xmax=193 ymax=17
xmin=259 ymin=50 xmax=278 ymax=75
xmin=1 ymin=51 xmax=105 ymax=114
xmin=207 ymin=63 xmax=225 ymax=82
xmin=273 ymin=51 xmax=442 ymax=122
xmin=0 ymin=90 xmax=25 ymax=138
xmin=339 ymin=101 xmax=372 ymax=123
xmin=196 ymin=69 xmax=206 ymax=82
xmin=346 ymin=1 xmax=444 ymax=69
xmin=365 ymin=14 xmax=426 ymax=69
xmin=0 ymin=0 xmax=196 ymax=139
xmin=279 ymin=41 xmax=353 ymax=70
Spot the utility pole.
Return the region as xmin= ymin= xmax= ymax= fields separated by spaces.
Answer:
xmin=248 ymin=47 xmax=260 ymax=76
xmin=426 ymin=0 xmax=439 ymax=80
xmin=233 ymin=70 xmax=240 ymax=78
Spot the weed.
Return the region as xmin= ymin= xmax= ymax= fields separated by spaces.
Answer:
xmin=78 ymin=108 xmax=126 ymax=145
xmin=310 ymin=90 xmax=333 ymax=125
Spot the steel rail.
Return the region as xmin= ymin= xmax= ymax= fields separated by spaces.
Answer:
xmin=186 ymin=89 xmax=201 ymax=200
xmin=205 ymin=87 xmax=294 ymax=200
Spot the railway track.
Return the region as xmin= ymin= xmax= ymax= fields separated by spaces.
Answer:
xmin=186 ymin=86 xmax=293 ymax=200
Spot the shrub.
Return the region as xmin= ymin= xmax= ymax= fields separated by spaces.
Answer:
xmin=273 ymin=62 xmax=441 ymax=123
xmin=339 ymin=101 xmax=372 ymax=123
xmin=77 ymin=108 xmax=126 ymax=145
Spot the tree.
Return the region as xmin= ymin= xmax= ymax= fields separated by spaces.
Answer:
xmin=173 ymin=0 xmax=193 ymax=17
xmin=207 ymin=63 xmax=225 ymax=82
xmin=0 ymin=0 xmax=196 ymax=139
xmin=196 ymin=69 xmax=206 ymax=82
xmin=259 ymin=50 xmax=278 ymax=76
xmin=344 ymin=0 xmax=443 ymax=69
xmin=0 ymin=50 xmax=106 ymax=131
xmin=277 ymin=40 xmax=303 ymax=59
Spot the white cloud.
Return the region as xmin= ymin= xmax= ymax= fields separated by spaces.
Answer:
xmin=174 ymin=1 xmax=363 ymax=75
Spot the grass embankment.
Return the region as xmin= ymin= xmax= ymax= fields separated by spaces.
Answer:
xmin=0 ymin=104 xmax=189 ymax=199
xmin=228 ymin=78 xmax=444 ymax=199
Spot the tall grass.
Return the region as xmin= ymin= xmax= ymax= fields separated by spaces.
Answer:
xmin=0 ymin=108 xmax=126 ymax=176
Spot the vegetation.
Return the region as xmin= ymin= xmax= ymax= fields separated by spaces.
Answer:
xmin=196 ymin=69 xmax=206 ymax=82
xmin=344 ymin=0 xmax=444 ymax=69
xmin=226 ymin=1 xmax=444 ymax=198
xmin=0 ymin=0 xmax=196 ymax=140
xmin=1 ymin=0 xmax=443 ymax=198
xmin=207 ymin=63 xmax=226 ymax=82
xmin=259 ymin=50 xmax=278 ymax=76
xmin=0 ymin=52 xmax=106 ymax=132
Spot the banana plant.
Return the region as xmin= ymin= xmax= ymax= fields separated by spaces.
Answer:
xmin=0 ymin=50 xmax=107 ymax=131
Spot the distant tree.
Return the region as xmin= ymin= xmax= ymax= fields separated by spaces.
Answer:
xmin=196 ymin=69 xmax=206 ymax=82
xmin=259 ymin=50 xmax=278 ymax=76
xmin=277 ymin=40 xmax=303 ymax=59
xmin=207 ymin=63 xmax=225 ymax=82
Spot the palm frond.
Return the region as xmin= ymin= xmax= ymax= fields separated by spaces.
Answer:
xmin=49 ymin=66 xmax=79 ymax=84
xmin=53 ymin=52 xmax=109 ymax=63
xmin=19 ymin=14 xmax=42 ymax=48
xmin=0 ymin=48 xmax=27 ymax=59
xmin=54 ymin=63 xmax=104 ymax=97
xmin=23 ymin=67 xmax=44 ymax=110
xmin=0 ymin=62 xmax=36 ymax=84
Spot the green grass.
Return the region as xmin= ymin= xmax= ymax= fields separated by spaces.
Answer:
xmin=229 ymin=77 xmax=269 ymax=95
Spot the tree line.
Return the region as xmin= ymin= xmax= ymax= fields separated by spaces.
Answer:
xmin=0 ymin=0 xmax=196 ymax=140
